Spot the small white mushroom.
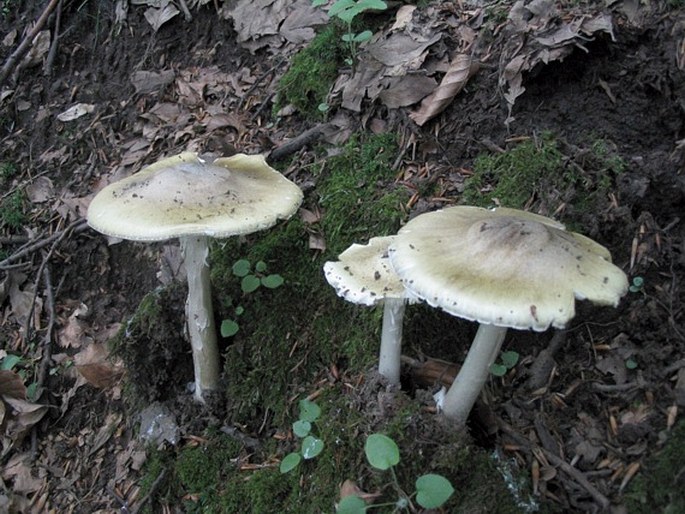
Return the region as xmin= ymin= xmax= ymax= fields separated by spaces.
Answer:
xmin=323 ymin=236 xmax=419 ymax=385
xmin=87 ymin=152 xmax=303 ymax=402
xmin=388 ymin=206 xmax=628 ymax=423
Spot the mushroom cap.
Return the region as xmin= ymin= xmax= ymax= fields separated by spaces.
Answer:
xmin=388 ymin=206 xmax=628 ymax=331
xmin=87 ymin=152 xmax=303 ymax=241
xmin=323 ymin=236 xmax=419 ymax=306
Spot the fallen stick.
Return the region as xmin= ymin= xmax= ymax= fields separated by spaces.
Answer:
xmin=498 ymin=420 xmax=611 ymax=510
xmin=268 ymin=124 xmax=331 ymax=162
xmin=0 ymin=0 xmax=61 ymax=87
xmin=0 ymin=218 xmax=88 ymax=269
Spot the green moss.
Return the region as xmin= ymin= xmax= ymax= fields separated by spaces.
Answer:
xmin=318 ymin=132 xmax=406 ymax=254
xmin=623 ymin=420 xmax=685 ymax=512
xmin=275 ymin=26 xmax=344 ymax=119
xmin=0 ymin=190 xmax=27 ymax=230
xmin=176 ymin=436 xmax=243 ymax=493
xmin=221 ymin=468 xmax=299 ymax=513
xmin=211 ymin=132 xmax=407 ymax=429
xmin=461 ymin=134 xmax=623 ymax=222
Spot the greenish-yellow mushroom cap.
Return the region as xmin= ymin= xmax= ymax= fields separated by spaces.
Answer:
xmin=87 ymin=152 xmax=304 ymax=241
xmin=323 ymin=236 xmax=418 ymax=306
xmin=388 ymin=206 xmax=628 ymax=331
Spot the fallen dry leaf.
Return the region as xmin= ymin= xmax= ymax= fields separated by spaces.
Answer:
xmin=410 ymin=53 xmax=479 ymax=126
xmin=56 ymin=103 xmax=95 ymax=122
xmin=57 ymin=303 xmax=90 ymax=349
xmin=25 ymin=176 xmax=54 ymax=203
xmin=143 ymin=3 xmax=180 ymax=32
xmin=2 ymin=453 xmax=45 ymax=494
xmin=0 ymin=370 xmax=26 ymax=400
xmin=339 ymin=478 xmax=381 ymax=503
xmin=74 ymin=343 xmax=124 ymax=389
xmin=3 ymin=397 xmax=49 ymax=447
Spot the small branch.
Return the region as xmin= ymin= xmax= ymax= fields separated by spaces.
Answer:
xmin=43 ymin=0 xmax=63 ymax=77
xmin=35 ymin=262 xmax=58 ymax=391
xmin=499 ymin=421 xmax=610 ymax=510
xmin=131 ymin=468 xmax=167 ymax=514
xmin=238 ymin=58 xmax=284 ymax=110
xmin=0 ymin=218 xmax=87 ymax=269
xmin=268 ymin=124 xmax=331 ymax=162
xmin=177 ymin=0 xmax=192 ymax=21
xmin=0 ymin=0 xmax=61 ymax=87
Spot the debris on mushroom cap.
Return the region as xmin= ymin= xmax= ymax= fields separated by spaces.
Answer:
xmin=86 ymin=152 xmax=303 ymax=242
xmin=388 ymin=206 xmax=629 ymax=331
xmin=323 ymin=236 xmax=419 ymax=307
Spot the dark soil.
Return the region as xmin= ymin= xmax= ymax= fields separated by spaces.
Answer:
xmin=0 ymin=1 xmax=683 ymax=513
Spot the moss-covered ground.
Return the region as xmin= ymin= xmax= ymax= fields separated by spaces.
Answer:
xmin=461 ymin=133 xmax=624 ymax=227
xmin=275 ymin=26 xmax=344 ymax=120
xmin=130 ymin=132 xmax=533 ymax=511
xmin=623 ymin=420 xmax=685 ymax=513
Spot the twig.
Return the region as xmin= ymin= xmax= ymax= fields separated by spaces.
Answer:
xmin=1 ymin=168 xmax=52 ymax=201
xmin=238 ymin=57 xmax=285 ymax=110
xmin=107 ymin=486 xmax=131 ymax=514
xmin=268 ymin=124 xmax=331 ymax=162
xmin=21 ymin=221 xmax=84 ymax=343
xmin=0 ymin=0 xmax=61 ymax=87
xmin=43 ymin=0 xmax=63 ymax=77
xmin=498 ymin=421 xmax=610 ymax=510
xmin=131 ymin=468 xmax=167 ymax=514
xmin=30 ymin=261 xmax=58 ymax=461
xmin=591 ymin=380 xmax=644 ymax=392
xmin=0 ymin=218 xmax=87 ymax=269
xmin=177 ymin=0 xmax=192 ymax=21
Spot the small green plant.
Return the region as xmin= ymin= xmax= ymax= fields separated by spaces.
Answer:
xmin=312 ymin=0 xmax=388 ymax=65
xmin=629 ymin=276 xmax=644 ymax=294
xmin=280 ymin=399 xmax=325 ymax=473
xmin=220 ymin=259 xmax=284 ymax=337
xmin=625 ymin=357 xmax=639 ymax=370
xmin=337 ymin=433 xmax=454 ymax=512
xmin=489 ymin=350 xmax=520 ymax=377
xmin=0 ymin=0 xmax=17 ymax=20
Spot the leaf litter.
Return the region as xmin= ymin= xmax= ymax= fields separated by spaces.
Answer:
xmin=0 ymin=0 xmax=682 ymax=511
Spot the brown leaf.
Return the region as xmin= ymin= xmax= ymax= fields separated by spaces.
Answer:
xmin=2 ymin=453 xmax=45 ymax=494
xmin=131 ymin=69 xmax=175 ymax=94
xmin=57 ymin=303 xmax=90 ymax=349
xmin=0 ymin=370 xmax=26 ymax=400
xmin=74 ymin=343 xmax=124 ymax=389
xmin=3 ymin=397 xmax=49 ymax=445
xmin=379 ymin=75 xmax=437 ymax=109
xmin=339 ymin=479 xmax=381 ymax=503
xmin=410 ymin=54 xmax=479 ymax=126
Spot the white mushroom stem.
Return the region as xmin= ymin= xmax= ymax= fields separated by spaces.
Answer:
xmin=180 ymin=235 xmax=220 ymax=402
xmin=378 ymin=298 xmax=406 ymax=385
xmin=441 ymin=324 xmax=508 ymax=423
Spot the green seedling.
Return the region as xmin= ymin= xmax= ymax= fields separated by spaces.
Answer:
xmin=489 ymin=350 xmax=520 ymax=377
xmin=629 ymin=276 xmax=644 ymax=294
xmin=337 ymin=433 xmax=454 ymax=512
xmin=280 ymin=399 xmax=325 ymax=473
xmin=312 ymin=0 xmax=388 ymax=65
xmin=220 ymin=259 xmax=284 ymax=337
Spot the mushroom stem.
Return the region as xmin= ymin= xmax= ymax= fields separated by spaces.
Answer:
xmin=441 ymin=324 xmax=508 ymax=423
xmin=180 ymin=235 xmax=220 ymax=402
xmin=378 ymin=298 xmax=406 ymax=385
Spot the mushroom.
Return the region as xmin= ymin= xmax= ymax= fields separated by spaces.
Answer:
xmin=388 ymin=206 xmax=628 ymax=423
xmin=87 ymin=152 xmax=303 ymax=402
xmin=323 ymin=236 xmax=419 ymax=385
